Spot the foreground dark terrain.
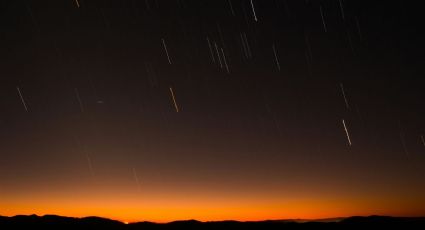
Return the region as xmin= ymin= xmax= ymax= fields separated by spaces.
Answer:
xmin=1 ymin=215 xmax=425 ymax=229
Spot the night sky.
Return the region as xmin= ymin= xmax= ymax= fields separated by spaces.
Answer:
xmin=1 ymin=0 xmax=425 ymax=222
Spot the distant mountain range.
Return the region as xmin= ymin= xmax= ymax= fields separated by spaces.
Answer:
xmin=1 ymin=214 xmax=425 ymax=229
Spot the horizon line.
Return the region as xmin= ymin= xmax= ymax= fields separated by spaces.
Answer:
xmin=2 ymin=214 xmax=425 ymax=224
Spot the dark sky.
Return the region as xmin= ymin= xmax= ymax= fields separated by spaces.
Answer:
xmin=1 ymin=0 xmax=425 ymax=222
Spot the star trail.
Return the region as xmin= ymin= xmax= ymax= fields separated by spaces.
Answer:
xmin=1 ymin=0 xmax=425 ymax=223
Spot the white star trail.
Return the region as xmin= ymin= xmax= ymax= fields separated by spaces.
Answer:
xmin=340 ymin=83 xmax=350 ymax=109
xmin=342 ymin=119 xmax=352 ymax=146
xmin=133 ymin=168 xmax=141 ymax=191
xmin=169 ymin=87 xmax=180 ymax=112
xmin=221 ymin=48 xmax=230 ymax=74
xmin=240 ymin=33 xmax=249 ymax=59
xmin=250 ymin=0 xmax=258 ymax=21
xmin=75 ymin=138 xmax=94 ymax=179
xmin=162 ymin=38 xmax=172 ymax=64
xmin=227 ymin=0 xmax=235 ymax=16
xmin=243 ymin=33 xmax=252 ymax=58
xmin=338 ymin=0 xmax=345 ymax=20
xmin=206 ymin=37 xmax=215 ymax=63
xmin=16 ymin=87 xmax=28 ymax=112
xmin=215 ymin=42 xmax=223 ymax=68
xmin=320 ymin=6 xmax=327 ymax=32
xmin=305 ymin=34 xmax=313 ymax=61
xmin=272 ymin=43 xmax=280 ymax=71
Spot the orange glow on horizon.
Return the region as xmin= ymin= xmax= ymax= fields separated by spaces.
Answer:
xmin=2 ymin=192 xmax=425 ymax=223
xmin=3 ymin=169 xmax=425 ymax=223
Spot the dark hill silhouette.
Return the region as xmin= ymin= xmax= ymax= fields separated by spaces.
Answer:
xmin=1 ymin=215 xmax=425 ymax=230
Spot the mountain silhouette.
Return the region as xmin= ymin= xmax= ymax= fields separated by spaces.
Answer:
xmin=1 ymin=215 xmax=425 ymax=229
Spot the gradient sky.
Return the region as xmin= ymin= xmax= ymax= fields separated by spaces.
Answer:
xmin=1 ymin=0 xmax=425 ymax=222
